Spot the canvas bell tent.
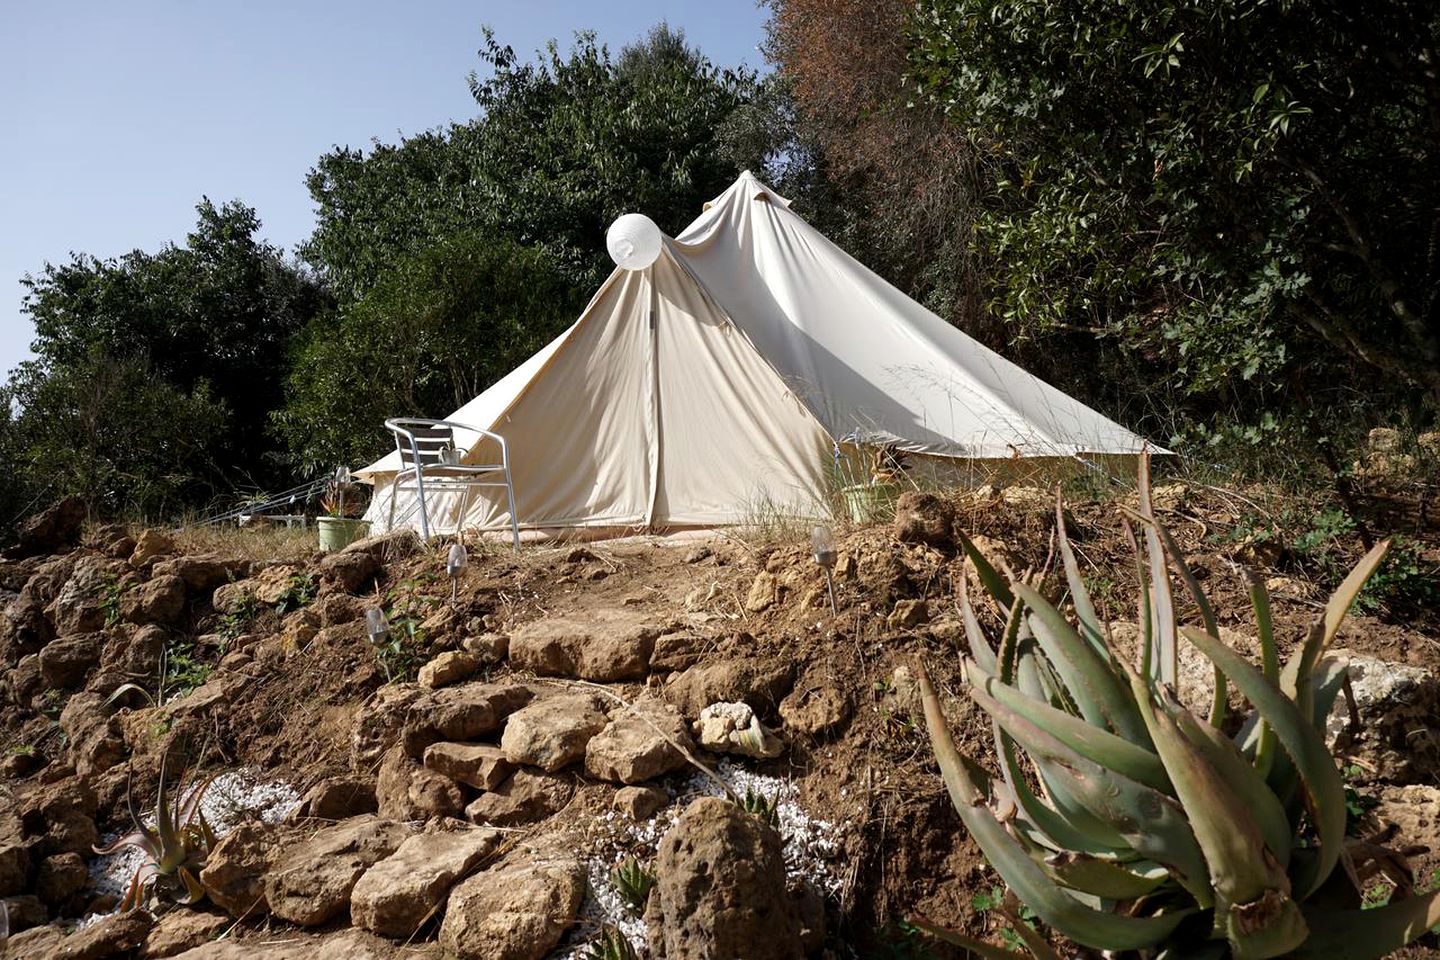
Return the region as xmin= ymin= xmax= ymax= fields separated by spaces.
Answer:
xmin=355 ymin=172 xmax=1156 ymax=536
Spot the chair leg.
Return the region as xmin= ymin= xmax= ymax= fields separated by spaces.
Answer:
xmin=386 ymin=478 xmax=399 ymax=533
xmin=504 ymin=467 xmax=520 ymax=550
xmin=414 ymin=470 xmax=432 ymax=542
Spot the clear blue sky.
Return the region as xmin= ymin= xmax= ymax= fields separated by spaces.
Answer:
xmin=0 ymin=1 xmax=770 ymax=377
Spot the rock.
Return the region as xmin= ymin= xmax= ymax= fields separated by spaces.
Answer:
xmin=341 ymin=529 xmax=421 ymax=564
xmin=886 ymin=598 xmax=929 ymax=630
xmin=351 ymin=823 xmax=502 ymax=938
xmin=424 ymin=742 xmax=515 ymax=791
xmin=418 ymin=651 xmax=480 ymax=689
xmin=264 ymin=815 xmax=413 ymax=926
xmin=649 ymin=633 xmax=710 ymax=673
xmin=140 ymin=909 xmax=229 ymax=959
xmin=1372 ymin=784 xmax=1440 ymax=855
xmin=684 ymin=545 xmax=713 ymax=563
xmin=500 ymin=693 xmax=608 ymax=771
xmin=49 ymin=908 xmax=153 ymax=959
xmin=36 ymin=851 xmax=89 ymax=905
xmin=1 ymin=893 xmax=46 ymax=934
xmin=6 ymin=654 xmax=42 ymax=708
xmin=465 ymin=770 xmax=574 ymax=826
xmin=319 ymin=550 xmax=378 ymax=593
xmin=294 ymin=777 xmax=378 ymax=820
xmin=10 ymin=496 xmax=86 ymax=558
xmin=6 ymin=924 xmax=66 ymax=958
xmin=893 ymin=491 xmax=953 ymax=547
xmin=198 ymin=821 xmax=292 ymax=918
xmin=584 ymin=694 xmax=694 ymax=784
xmin=210 ymin=581 xmax=254 ymax=616
xmin=312 ymin=591 xmax=365 ymax=627
xmin=376 ymin=746 xmax=465 ymax=821
xmin=128 ymin=530 xmax=177 ymax=569
xmin=744 ymin=571 xmax=779 ymax=612
xmin=779 ymin=683 xmax=851 ymax=738
xmin=160 ymin=927 xmax=398 ymax=960
xmin=152 ymin=554 xmax=248 ymax=593
xmin=121 ymin=573 xmax=187 ymax=625
xmin=351 ymin=684 xmax=430 ymax=770
xmin=508 ymin=612 xmax=659 ymax=682
xmin=665 ymin=658 xmax=795 ymax=720
xmin=1327 ymin=653 xmax=1440 ymax=782
xmin=0 ymin=815 xmax=32 ymax=897
xmin=461 ymin=630 xmax=508 ymax=663
xmin=39 ymin=632 xmax=105 ymax=687
xmin=651 ymin=797 xmax=802 ymax=960
xmin=439 ymin=857 xmax=585 ymax=960
xmin=19 ymin=777 xmax=98 ymax=857
xmin=48 ymin=556 xmax=120 ymax=637
xmin=615 ymin=785 xmax=669 ymax=821
xmin=400 ymin=683 xmax=533 ymax=758
xmin=99 ymin=622 xmax=166 ymax=678
xmin=694 ymin=701 xmax=784 ymax=758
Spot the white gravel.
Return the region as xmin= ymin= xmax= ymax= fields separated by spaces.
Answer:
xmin=88 ymin=768 xmax=302 ymax=898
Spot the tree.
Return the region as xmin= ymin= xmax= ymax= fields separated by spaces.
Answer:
xmin=302 ymin=24 xmax=769 ymax=299
xmin=274 ymin=233 xmax=581 ymax=472
xmin=905 ymin=0 xmax=1440 ymax=415
xmin=13 ymin=199 xmax=327 ymax=511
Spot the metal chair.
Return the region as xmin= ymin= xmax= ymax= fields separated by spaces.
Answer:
xmin=383 ymin=418 xmax=521 ymax=548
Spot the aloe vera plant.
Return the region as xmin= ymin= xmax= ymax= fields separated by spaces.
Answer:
xmin=921 ymin=457 xmax=1440 ymax=958
xmin=93 ymin=753 xmax=217 ymax=910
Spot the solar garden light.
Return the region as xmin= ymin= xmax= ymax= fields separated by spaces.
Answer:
xmin=365 ymin=607 xmax=390 ymax=648
xmin=447 ymin=542 xmax=469 ymax=604
xmin=811 ymin=524 xmax=838 ymax=616
xmin=331 ymin=465 xmax=352 ymax=518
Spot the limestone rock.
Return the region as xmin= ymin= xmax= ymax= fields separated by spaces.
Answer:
xmin=509 ymin=612 xmax=659 ymax=681
xmin=500 ymin=693 xmax=607 ymax=772
xmin=893 ymin=491 xmax=953 ymax=547
xmin=0 ymin=815 xmax=31 ymax=897
xmin=350 ymin=683 xmax=429 ymax=770
xmin=46 ymin=907 xmax=153 ymax=959
xmin=424 ymin=742 xmax=514 ymax=791
xmin=39 ymin=632 xmax=104 ymax=688
xmin=294 ymin=776 xmax=378 ymax=820
xmin=1327 ymin=653 xmax=1440 ymax=782
xmin=122 ymin=573 xmax=187 ymax=625
xmin=614 ymin=785 xmax=669 ymax=821
xmin=651 ymin=797 xmax=802 ymax=960
xmin=584 ymin=695 xmax=693 ymax=784
xmin=10 ymin=496 xmax=85 ymax=558
xmin=152 ymin=554 xmax=249 ymax=593
xmin=664 ymin=658 xmax=795 ymax=720
xmin=418 ymin=651 xmax=480 ymax=689
xmin=48 ymin=555 xmax=119 ymax=637
xmin=351 ymin=823 xmax=502 ymax=938
xmin=36 ymin=851 xmax=89 ymax=905
xmin=341 ymin=529 xmax=421 ymax=564
xmin=264 ymin=814 xmax=413 ymax=926
xmin=886 ymin=598 xmax=929 ymax=630
xmin=744 ymin=571 xmax=779 ymax=612
xmin=1 ymin=893 xmax=46 ymax=934
xmin=780 ymin=683 xmax=851 ymax=738
xmin=649 ymin=633 xmax=710 ymax=673
xmin=199 ymin=821 xmax=294 ymax=918
xmin=401 ymin=683 xmax=533 ymax=758
xmin=465 ymin=770 xmax=573 ymax=826
xmin=376 ymin=746 xmax=465 ymax=821
xmin=318 ymin=550 xmax=378 ymax=593
xmin=694 ymin=701 xmax=783 ymax=759
xmin=461 ymin=630 xmax=508 ymax=663
xmin=439 ymin=857 xmax=585 ymax=960
xmin=128 ymin=529 xmax=176 ymax=569
xmin=20 ymin=777 xmax=98 ymax=857
xmin=312 ymin=591 xmax=365 ymax=627
xmin=140 ymin=909 xmax=229 ymax=959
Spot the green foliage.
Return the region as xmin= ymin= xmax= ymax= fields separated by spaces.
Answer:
xmin=920 ymin=457 xmax=1440 ymax=956
xmin=272 ymin=573 xmax=317 ymax=615
xmin=611 ymin=857 xmax=657 ymax=914
xmin=737 ymin=785 xmax=779 ymax=826
xmin=1357 ymin=537 xmax=1440 ymax=615
xmin=161 ymin=637 xmax=211 ymax=702
xmin=94 ymin=754 xmax=218 ymax=910
xmin=899 ymin=0 xmax=1440 ymax=455
xmin=218 ymin=592 xmax=262 ymax=645
xmin=275 ymin=233 xmax=580 ymax=472
xmin=584 ymin=927 xmax=639 ymax=960
xmin=11 ymin=200 xmax=327 ymax=513
xmin=971 ymin=886 xmax=1040 ymax=953
xmin=100 ymin=573 xmax=127 ymax=628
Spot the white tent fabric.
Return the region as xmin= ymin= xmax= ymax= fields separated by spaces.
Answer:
xmin=357 ymin=171 xmax=1155 ymax=534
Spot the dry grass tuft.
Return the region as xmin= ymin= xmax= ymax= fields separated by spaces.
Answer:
xmin=167 ymin=522 xmax=318 ymax=563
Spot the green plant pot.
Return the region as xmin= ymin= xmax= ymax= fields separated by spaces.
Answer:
xmin=317 ymin=516 xmax=370 ymax=552
xmin=840 ymin=482 xmax=899 ymax=524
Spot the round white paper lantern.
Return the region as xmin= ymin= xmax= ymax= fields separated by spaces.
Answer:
xmin=606 ymin=213 xmax=664 ymax=271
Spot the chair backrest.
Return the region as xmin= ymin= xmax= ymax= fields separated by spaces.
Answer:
xmin=390 ymin=422 xmax=455 ymax=467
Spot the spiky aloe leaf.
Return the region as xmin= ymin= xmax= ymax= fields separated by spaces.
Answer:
xmin=955 ymin=530 xmax=1015 ymax=611
xmin=919 ymin=666 xmax=1193 ymax=950
xmin=909 ymin=917 xmax=1042 ymax=960
xmin=1045 ymin=854 xmax=1170 ymax=900
xmin=1014 ymin=583 xmax=1149 ymax=745
xmin=1055 ymin=488 xmax=1106 ymax=660
xmin=1136 ymin=455 xmax=1178 ymax=688
xmin=1124 ymin=663 xmax=1308 ymax=958
xmin=973 ymin=680 xmax=1213 ymax=905
xmin=957 ymin=574 xmax=999 ymax=675
xmin=1244 ymin=570 xmax=1280 ymax=778
xmin=1321 ymin=540 xmax=1390 ymax=652
xmin=968 ymin=662 xmax=1171 ymax=792
xmin=1180 ymin=627 xmax=1347 ymax=900
xmin=1293 ymin=888 xmax=1440 ymax=960
xmin=1160 ymin=688 xmax=1293 ymax=870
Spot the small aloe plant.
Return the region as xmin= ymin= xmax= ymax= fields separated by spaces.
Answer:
xmin=919 ymin=455 xmax=1440 ymax=958
xmin=737 ymin=785 xmax=780 ymax=826
xmin=612 ymin=857 xmax=657 ymax=914
xmin=585 ymin=925 xmax=640 ymax=960
xmin=94 ymin=753 xmax=217 ymax=910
